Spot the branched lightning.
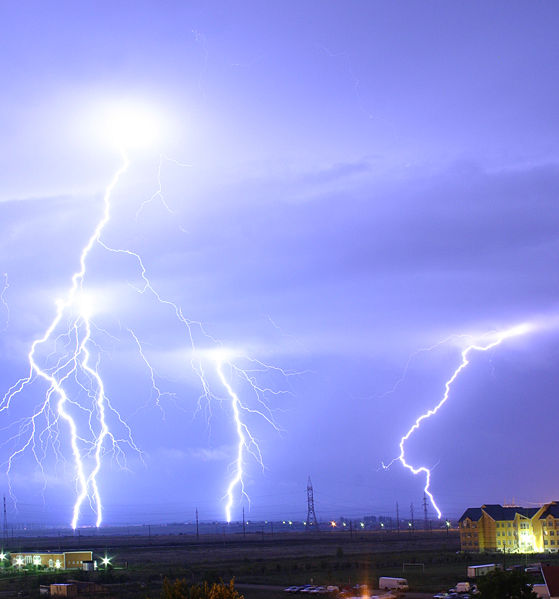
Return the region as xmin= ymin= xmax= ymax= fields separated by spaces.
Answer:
xmin=213 ymin=354 xmax=288 ymax=523
xmin=135 ymin=154 xmax=191 ymax=234
xmin=2 ymin=136 xmax=289 ymax=526
xmin=0 ymin=151 xmax=140 ymax=528
xmin=384 ymin=323 xmax=533 ymax=519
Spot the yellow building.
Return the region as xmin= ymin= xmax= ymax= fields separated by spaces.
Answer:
xmin=459 ymin=502 xmax=559 ymax=553
xmin=10 ymin=551 xmax=93 ymax=569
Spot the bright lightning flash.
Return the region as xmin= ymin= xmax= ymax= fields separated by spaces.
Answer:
xmin=209 ymin=349 xmax=285 ymax=523
xmin=385 ymin=322 xmax=533 ymax=519
xmin=1 ymin=104 xmax=288 ymax=528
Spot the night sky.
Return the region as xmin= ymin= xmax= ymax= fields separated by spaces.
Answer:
xmin=1 ymin=1 xmax=559 ymax=527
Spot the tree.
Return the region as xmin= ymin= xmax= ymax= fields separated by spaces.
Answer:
xmin=477 ymin=569 xmax=538 ymax=599
xmin=159 ymin=579 xmax=244 ymax=599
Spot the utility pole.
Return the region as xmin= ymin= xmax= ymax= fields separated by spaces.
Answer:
xmin=2 ymin=496 xmax=7 ymax=547
xmin=242 ymin=507 xmax=246 ymax=539
xmin=349 ymin=520 xmax=353 ymax=540
xmin=410 ymin=502 xmax=414 ymax=534
xmin=396 ymin=502 xmax=400 ymax=534
xmin=423 ymin=493 xmax=429 ymax=532
xmin=306 ymin=476 xmax=319 ymax=531
xmin=196 ymin=508 xmax=199 ymax=541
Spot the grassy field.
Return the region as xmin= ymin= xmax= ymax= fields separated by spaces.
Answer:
xmin=0 ymin=529 xmax=554 ymax=598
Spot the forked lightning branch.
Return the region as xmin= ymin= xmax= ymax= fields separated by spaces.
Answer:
xmin=0 ymin=105 xmax=285 ymax=529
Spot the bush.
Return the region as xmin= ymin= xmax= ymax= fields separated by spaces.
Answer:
xmin=158 ymin=579 xmax=244 ymax=599
xmin=477 ymin=570 xmax=538 ymax=599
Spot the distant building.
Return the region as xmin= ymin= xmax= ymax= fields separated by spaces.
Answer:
xmin=11 ymin=551 xmax=93 ymax=569
xmin=459 ymin=502 xmax=559 ymax=553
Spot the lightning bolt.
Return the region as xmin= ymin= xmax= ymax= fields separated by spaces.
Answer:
xmin=377 ymin=333 xmax=474 ymax=401
xmin=384 ymin=322 xmax=533 ymax=519
xmin=2 ymin=139 xmax=288 ymax=526
xmin=1 ymin=151 xmax=138 ymax=528
xmin=213 ymin=353 xmax=287 ymax=523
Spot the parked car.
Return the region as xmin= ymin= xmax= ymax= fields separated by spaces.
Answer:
xmin=378 ymin=578 xmax=409 ymax=592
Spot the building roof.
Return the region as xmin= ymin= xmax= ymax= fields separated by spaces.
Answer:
xmin=542 ymin=566 xmax=559 ymax=598
xmin=459 ymin=508 xmax=483 ymax=522
xmin=539 ymin=502 xmax=559 ymax=519
xmin=459 ymin=504 xmax=539 ymax=523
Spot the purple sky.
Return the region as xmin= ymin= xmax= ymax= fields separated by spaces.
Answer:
xmin=1 ymin=1 xmax=559 ymax=527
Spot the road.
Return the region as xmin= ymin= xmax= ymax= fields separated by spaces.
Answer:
xmin=235 ymin=583 xmax=433 ymax=599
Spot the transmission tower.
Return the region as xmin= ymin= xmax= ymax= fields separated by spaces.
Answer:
xmin=306 ymin=476 xmax=319 ymax=531
xmin=423 ymin=492 xmax=429 ymax=531
xmin=2 ymin=496 xmax=7 ymax=546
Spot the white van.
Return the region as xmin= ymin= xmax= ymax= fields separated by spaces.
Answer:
xmin=378 ymin=577 xmax=409 ymax=591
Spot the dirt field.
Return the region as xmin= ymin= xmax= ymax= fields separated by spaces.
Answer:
xmin=0 ymin=529 xmax=551 ymax=599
